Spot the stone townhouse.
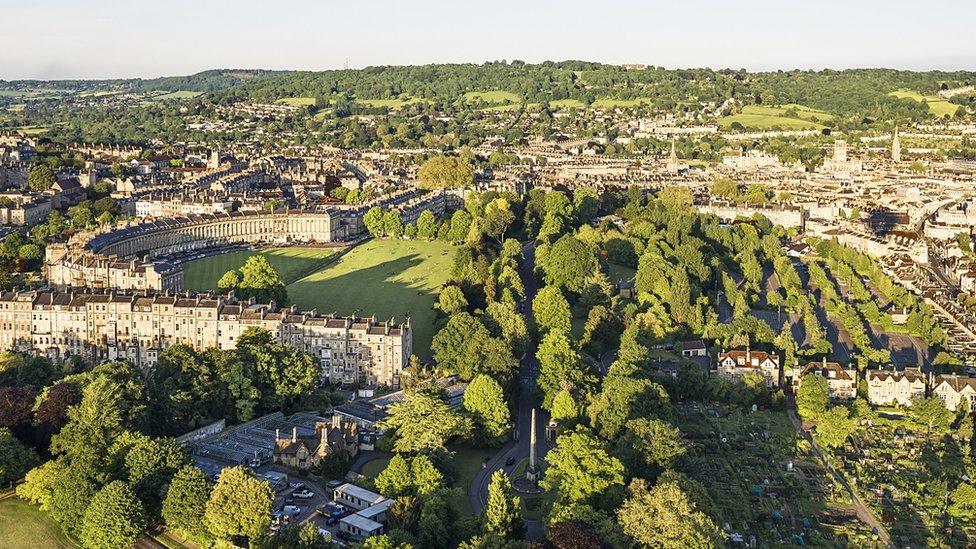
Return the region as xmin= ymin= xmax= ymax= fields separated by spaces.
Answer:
xmin=716 ymin=348 xmax=781 ymax=387
xmin=0 ymin=289 xmax=411 ymax=386
xmin=793 ymin=358 xmax=858 ymax=400
xmin=932 ymin=375 xmax=976 ymax=412
xmin=866 ymin=368 xmax=926 ymax=407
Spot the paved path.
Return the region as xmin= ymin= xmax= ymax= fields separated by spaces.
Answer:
xmin=468 ymin=241 xmax=548 ymax=541
xmin=786 ymin=405 xmax=893 ymax=548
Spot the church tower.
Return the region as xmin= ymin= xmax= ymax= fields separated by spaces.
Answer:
xmin=891 ymin=125 xmax=901 ymax=163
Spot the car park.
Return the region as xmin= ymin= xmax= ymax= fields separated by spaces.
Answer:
xmin=282 ymin=505 xmax=301 ymax=516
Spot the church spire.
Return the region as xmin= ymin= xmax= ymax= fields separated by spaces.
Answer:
xmin=891 ymin=125 xmax=901 ymax=163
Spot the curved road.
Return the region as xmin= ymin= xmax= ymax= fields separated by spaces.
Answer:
xmin=468 ymin=241 xmax=550 ymax=541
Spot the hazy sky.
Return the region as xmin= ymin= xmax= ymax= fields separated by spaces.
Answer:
xmin=2 ymin=0 xmax=975 ymax=80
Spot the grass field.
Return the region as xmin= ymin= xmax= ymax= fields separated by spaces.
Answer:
xmin=549 ymin=98 xmax=586 ymax=109
xmin=890 ymin=89 xmax=961 ymax=117
xmin=276 ymin=96 xmax=316 ymax=107
xmin=13 ymin=125 xmax=51 ymax=135
xmin=356 ymin=96 xmax=422 ymax=109
xmin=462 ymin=90 xmax=521 ymax=104
xmin=719 ymin=104 xmax=830 ymax=130
xmin=182 ymin=247 xmax=338 ymax=290
xmin=0 ymin=498 xmax=76 ymax=548
xmin=287 ymin=240 xmax=457 ymax=358
xmin=592 ymin=97 xmax=655 ymax=108
xmin=153 ymin=90 xmax=202 ymax=101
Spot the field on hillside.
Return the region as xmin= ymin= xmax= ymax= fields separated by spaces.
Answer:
xmin=719 ymin=104 xmax=830 ymax=130
xmin=592 ymin=97 xmax=655 ymax=108
xmin=0 ymin=498 xmax=76 ymax=548
xmin=153 ymin=90 xmax=202 ymax=101
xmin=462 ymin=90 xmax=521 ymax=104
xmin=356 ymin=96 xmax=422 ymax=108
xmin=889 ymin=89 xmax=961 ymax=117
xmin=288 ymin=239 xmax=456 ymax=358
xmin=276 ymin=96 xmax=316 ymax=106
xmin=549 ymin=98 xmax=587 ymax=109
xmin=183 ymin=247 xmax=337 ymax=290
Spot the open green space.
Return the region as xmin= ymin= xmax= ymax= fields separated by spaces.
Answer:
xmin=287 ymin=239 xmax=457 ymax=358
xmin=549 ymin=98 xmax=587 ymax=109
xmin=462 ymin=91 xmax=521 ymax=104
xmin=356 ymin=96 xmax=422 ymax=109
xmin=276 ymin=96 xmax=316 ymax=106
xmin=889 ymin=89 xmax=961 ymax=117
xmin=591 ymin=97 xmax=655 ymax=108
xmin=607 ymin=263 xmax=636 ymax=285
xmin=14 ymin=125 xmax=51 ymax=135
xmin=153 ymin=90 xmax=202 ymax=101
xmin=719 ymin=104 xmax=830 ymax=130
xmin=0 ymin=497 xmax=76 ymax=548
xmin=182 ymin=247 xmax=338 ymax=290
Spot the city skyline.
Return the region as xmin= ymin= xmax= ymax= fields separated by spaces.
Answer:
xmin=2 ymin=0 xmax=976 ymax=80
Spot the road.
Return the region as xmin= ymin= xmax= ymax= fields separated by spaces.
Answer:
xmin=468 ymin=241 xmax=549 ymax=541
xmin=785 ymin=406 xmax=893 ymax=548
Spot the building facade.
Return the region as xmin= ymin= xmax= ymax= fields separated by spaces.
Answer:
xmin=932 ymin=375 xmax=976 ymax=412
xmin=0 ymin=289 xmax=411 ymax=386
xmin=716 ymin=349 xmax=781 ymax=387
xmin=793 ymin=359 xmax=858 ymax=400
xmin=866 ymin=369 xmax=926 ymax=407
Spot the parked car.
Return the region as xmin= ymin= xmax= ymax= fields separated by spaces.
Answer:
xmin=505 ymin=456 xmax=516 ymax=467
xmin=289 ymin=482 xmax=305 ymax=490
xmin=282 ymin=505 xmax=301 ymax=516
xmin=293 ymin=489 xmax=314 ymax=499
xmin=325 ymin=515 xmax=339 ymax=526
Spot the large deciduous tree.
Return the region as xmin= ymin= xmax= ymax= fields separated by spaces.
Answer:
xmin=431 ymin=313 xmax=516 ymax=381
xmin=540 ymin=235 xmax=597 ymax=294
xmin=80 ymin=481 xmax=147 ymax=549
xmin=483 ymin=470 xmax=524 ymax=540
xmin=162 ymin=465 xmax=213 ymax=543
xmin=378 ymin=392 xmax=472 ymax=455
xmin=532 ymin=286 xmax=572 ymax=336
xmin=463 ymin=375 xmax=511 ymax=443
xmin=204 ymin=466 xmax=274 ymax=542
xmin=796 ymin=374 xmax=829 ymax=421
xmin=616 ymin=478 xmax=723 ymax=548
xmin=542 ymin=429 xmax=624 ymax=503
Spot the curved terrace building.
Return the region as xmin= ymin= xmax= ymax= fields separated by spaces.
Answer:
xmin=47 ymin=208 xmax=364 ymax=291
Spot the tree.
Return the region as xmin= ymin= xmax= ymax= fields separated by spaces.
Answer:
xmin=124 ymin=435 xmax=190 ymax=516
xmin=48 ymin=465 xmax=100 ymax=535
xmin=463 ymin=375 xmax=511 ymax=443
xmin=812 ymin=406 xmax=858 ymax=452
xmin=796 ymin=374 xmax=829 ymax=420
xmin=217 ymin=270 xmax=240 ymax=292
xmin=148 ymin=344 xmax=220 ymax=435
xmin=431 ymin=313 xmax=516 ymax=381
xmin=542 ymin=429 xmax=624 ymax=503
xmin=483 ymin=470 xmax=524 ymax=539
xmin=163 ymin=465 xmax=212 ymax=542
xmin=418 ymin=155 xmax=474 ymax=189
xmin=546 ymin=520 xmax=603 ymax=549
xmin=448 ymin=210 xmax=473 ymax=243
xmin=17 ymin=459 xmax=62 ymax=511
xmin=417 ymin=210 xmax=437 ymax=239
xmin=205 ymin=466 xmax=274 ymax=541
xmin=483 ymin=302 xmax=528 ymax=355
xmin=537 ymin=331 xmax=586 ymax=410
xmin=588 ymin=371 xmax=672 ymax=441
xmin=657 ymin=186 xmax=693 ymax=211
xmin=376 ymin=454 xmax=413 ymax=498
xmin=0 ymin=428 xmax=38 ymax=485
xmin=235 ymin=328 xmax=319 ymax=412
xmin=581 ymin=305 xmax=622 ymax=357
xmin=540 ymin=235 xmax=598 ymax=294
xmin=533 ymin=286 xmax=572 ymax=336
xmin=364 ymin=206 xmax=385 ymax=237
xmin=28 ymin=165 xmax=56 ymax=192
xmin=482 ymin=198 xmax=515 ymax=243
xmin=710 ymin=177 xmax=739 ymax=200
xmin=436 ymin=285 xmax=468 ymax=317
xmin=910 ymin=396 xmax=954 ymax=435
xmin=410 ymin=455 xmax=444 ymax=497
xmin=615 ymin=419 xmax=687 ymax=475
xmin=616 ymin=478 xmax=723 ymax=548
xmin=384 ymin=210 xmax=405 ymax=238
xmin=378 ymin=392 xmax=472 ymax=454
xmin=550 ymin=389 xmax=579 ymax=422
xmin=237 ymin=255 xmax=287 ymax=303
xmin=80 ymin=481 xmax=147 ymax=549
xmin=50 ymin=375 xmax=125 ymax=474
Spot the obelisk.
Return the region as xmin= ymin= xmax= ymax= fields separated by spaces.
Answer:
xmin=526 ymin=408 xmax=540 ymax=483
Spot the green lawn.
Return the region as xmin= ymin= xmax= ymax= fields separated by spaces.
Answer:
xmin=153 ymin=90 xmax=202 ymax=101
xmin=607 ymin=263 xmax=636 ymax=285
xmin=0 ymin=498 xmax=76 ymax=548
xmin=182 ymin=247 xmax=338 ymax=290
xmin=360 ymin=457 xmax=391 ymax=479
xmin=889 ymin=89 xmax=961 ymax=117
xmin=276 ymin=96 xmax=316 ymax=107
xmin=462 ymin=91 xmax=521 ymax=105
xmin=719 ymin=104 xmax=830 ymax=130
xmin=549 ymin=98 xmax=587 ymax=110
xmin=287 ymin=240 xmax=457 ymax=358
xmin=446 ymin=444 xmax=497 ymax=515
xmin=592 ymin=97 xmax=655 ymax=108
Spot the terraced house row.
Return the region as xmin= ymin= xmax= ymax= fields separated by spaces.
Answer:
xmin=0 ymin=289 xmax=412 ymax=386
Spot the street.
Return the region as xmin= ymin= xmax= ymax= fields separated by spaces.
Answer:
xmin=468 ymin=241 xmax=550 ymax=541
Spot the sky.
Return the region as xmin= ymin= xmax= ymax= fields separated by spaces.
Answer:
xmin=2 ymin=0 xmax=975 ymax=80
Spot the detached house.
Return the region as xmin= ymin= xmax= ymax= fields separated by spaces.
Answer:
xmin=716 ymin=348 xmax=781 ymax=387
xmin=932 ymin=375 xmax=976 ymax=412
xmin=866 ymin=368 xmax=925 ymax=407
xmin=793 ymin=358 xmax=857 ymax=400
xmin=273 ymin=415 xmax=358 ymax=470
